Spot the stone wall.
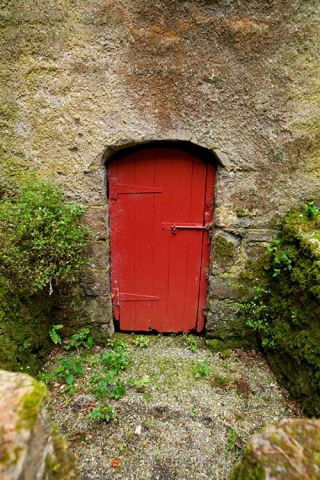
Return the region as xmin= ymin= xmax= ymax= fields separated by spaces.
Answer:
xmin=231 ymin=418 xmax=320 ymax=479
xmin=0 ymin=370 xmax=79 ymax=479
xmin=1 ymin=0 xmax=320 ymax=336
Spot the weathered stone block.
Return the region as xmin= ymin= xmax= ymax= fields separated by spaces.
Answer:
xmin=205 ymin=299 xmax=244 ymax=340
xmin=85 ymin=241 xmax=109 ymax=270
xmin=82 ymin=206 xmax=109 ymax=241
xmin=246 ymin=229 xmax=277 ymax=243
xmin=209 ymin=276 xmax=245 ymax=301
xmin=84 ymin=295 xmax=114 ymax=333
xmin=53 ymin=284 xmax=87 ymax=329
xmin=81 ymin=267 xmax=110 ymax=297
xmin=245 ymin=244 xmax=268 ymax=261
xmin=211 ymin=229 xmax=240 ymax=273
xmin=232 ymin=419 xmax=320 ymax=480
xmin=0 ymin=370 xmax=79 ymax=480
xmin=232 ymin=214 xmax=274 ymax=229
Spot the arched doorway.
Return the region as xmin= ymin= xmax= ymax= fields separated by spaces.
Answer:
xmin=108 ymin=143 xmax=216 ymax=332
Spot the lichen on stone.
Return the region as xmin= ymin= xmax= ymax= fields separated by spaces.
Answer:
xmin=232 ymin=419 xmax=320 ymax=479
xmin=17 ymin=379 xmax=47 ymax=431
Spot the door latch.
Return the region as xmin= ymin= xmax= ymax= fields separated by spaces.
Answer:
xmin=162 ymin=222 xmax=208 ymax=234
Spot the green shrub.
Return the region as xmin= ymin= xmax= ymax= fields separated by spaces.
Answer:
xmin=0 ymin=179 xmax=87 ymax=295
xmin=0 ymin=274 xmax=54 ymax=374
xmin=246 ymin=201 xmax=320 ymax=415
xmin=0 ymin=179 xmax=88 ymax=374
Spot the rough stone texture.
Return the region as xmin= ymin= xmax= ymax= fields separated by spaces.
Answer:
xmin=1 ymin=0 xmax=320 ymax=335
xmin=231 ymin=419 xmax=320 ymax=479
xmin=206 ymin=299 xmax=241 ymax=339
xmin=0 ymin=370 xmax=79 ymax=480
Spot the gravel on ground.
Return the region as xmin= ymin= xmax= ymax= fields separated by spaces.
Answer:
xmin=43 ymin=334 xmax=300 ymax=480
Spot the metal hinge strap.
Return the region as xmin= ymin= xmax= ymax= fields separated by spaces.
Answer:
xmin=109 ymin=180 xmax=162 ymax=200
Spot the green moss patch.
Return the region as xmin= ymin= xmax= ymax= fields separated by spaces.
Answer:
xmin=0 ymin=179 xmax=88 ymax=375
xmin=232 ymin=419 xmax=320 ymax=479
xmin=0 ymin=273 xmax=54 ymax=375
xmin=17 ymin=379 xmax=47 ymax=430
xmin=214 ymin=235 xmax=236 ymax=259
xmin=246 ymin=202 xmax=320 ymax=416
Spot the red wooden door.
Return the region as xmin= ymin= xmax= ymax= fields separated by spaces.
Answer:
xmin=109 ymin=146 xmax=215 ymax=333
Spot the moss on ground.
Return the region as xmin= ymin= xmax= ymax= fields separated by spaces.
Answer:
xmin=206 ymin=338 xmax=251 ymax=353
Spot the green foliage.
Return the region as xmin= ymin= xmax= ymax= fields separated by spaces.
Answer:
xmin=132 ymin=335 xmax=149 ymax=348
xmin=228 ymin=427 xmax=239 ymax=451
xmin=303 ymin=200 xmax=319 ymax=220
xmin=64 ymin=328 xmax=94 ymax=350
xmin=243 ymin=285 xmax=275 ymax=348
xmin=0 ymin=179 xmax=88 ymax=295
xmin=194 ymin=360 xmax=210 ymax=378
xmin=88 ymin=405 xmax=118 ymax=423
xmin=90 ymin=341 xmax=129 ymax=406
xmin=54 ymin=355 xmax=83 ymax=395
xmin=49 ymin=324 xmax=64 ymax=345
xmin=0 ymin=273 xmax=54 ymax=375
xmin=37 ymin=371 xmax=55 ymax=385
xmin=0 ymin=180 xmax=88 ymax=374
xmin=182 ymin=333 xmax=199 ymax=351
xmin=101 ymin=347 xmax=129 ymax=373
xmin=91 ymin=374 xmax=115 ymax=399
xmin=128 ymin=375 xmax=150 ymax=391
xmin=244 ymin=201 xmax=320 ymax=415
xmin=109 ymin=379 xmax=126 ymax=399
xmin=39 ymin=338 xmax=133 ymax=422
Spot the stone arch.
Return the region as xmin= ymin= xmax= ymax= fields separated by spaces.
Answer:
xmin=100 ymin=139 xmax=229 ymax=168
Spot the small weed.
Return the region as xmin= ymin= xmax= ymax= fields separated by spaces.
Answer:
xmin=128 ymin=376 xmax=150 ymax=392
xmin=144 ymin=391 xmax=151 ymax=403
xmin=88 ymin=356 xmax=100 ymax=368
xmin=194 ymin=360 xmax=210 ymax=378
xmin=113 ymin=340 xmax=128 ymax=351
xmin=65 ymin=328 xmax=94 ymax=351
xmin=101 ymin=349 xmax=128 ymax=373
xmin=38 ymin=371 xmax=55 ymax=385
xmin=228 ymin=427 xmax=239 ymax=451
xmin=88 ymin=405 xmax=118 ymax=423
xmin=91 ymin=342 xmax=129 ymax=400
xmin=182 ymin=333 xmax=198 ymax=351
xmin=191 ymin=408 xmax=200 ymax=414
xmin=91 ymin=372 xmax=117 ymax=399
xmin=304 ymin=200 xmax=319 ymax=220
xmin=106 ymin=338 xmax=115 ymax=348
xmin=132 ymin=335 xmax=149 ymax=348
xmin=54 ymin=355 xmax=83 ymax=395
xmin=49 ymin=324 xmax=64 ymax=345
xmin=109 ymin=379 xmax=126 ymax=399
